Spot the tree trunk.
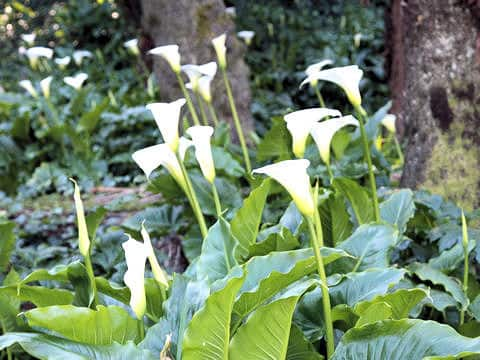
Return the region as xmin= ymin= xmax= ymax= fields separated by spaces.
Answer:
xmin=139 ymin=0 xmax=253 ymax=139
xmin=389 ymin=0 xmax=480 ymax=210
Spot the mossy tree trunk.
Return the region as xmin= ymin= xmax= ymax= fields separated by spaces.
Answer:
xmin=139 ymin=0 xmax=254 ymax=139
xmin=389 ymin=0 xmax=480 ymax=209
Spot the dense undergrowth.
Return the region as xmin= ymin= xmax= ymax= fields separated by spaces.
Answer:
xmin=2 ymin=1 xmax=480 ymax=359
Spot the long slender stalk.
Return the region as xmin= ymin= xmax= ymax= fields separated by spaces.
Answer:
xmin=355 ymin=106 xmax=380 ymax=222
xmin=306 ymin=217 xmax=334 ymax=358
xmin=207 ymin=102 xmax=219 ymax=126
xmin=220 ymin=68 xmax=252 ymax=174
xmin=393 ymin=135 xmax=404 ymax=165
xmin=460 ymin=211 xmax=469 ymax=326
xmin=138 ymin=319 xmax=145 ymax=340
xmin=175 ymin=73 xmax=200 ymax=126
xmin=211 ymin=181 xmax=222 ymax=217
xmin=325 ymin=163 xmax=334 ymax=184
xmin=197 ymin=93 xmax=209 ymax=126
xmin=314 ymin=86 xmax=326 ymax=108
xmin=84 ymin=253 xmax=98 ymax=308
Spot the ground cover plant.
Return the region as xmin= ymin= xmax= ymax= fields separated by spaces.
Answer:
xmin=1 ymin=1 xmax=480 ymax=359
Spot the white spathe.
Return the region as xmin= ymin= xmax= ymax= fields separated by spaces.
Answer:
xmin=21 ymin=33 xmax=36 ymax=45
xmin=132 ymin=143 xmax=186 ymax=190
xmin=310 ymin=115 xmax=359 ymax=165
xmin=225 ymin=6 xmax=236 ymax=16
xmin=148 ymin=45 xmax=181 ymax=73
xmin=197 ymin=75 xmax=213 ymax=103
xmin=178 ymin=136 xmax=193 ymax=162
xmin=237 ymin=30 xmax=255 ymax=46
xmin=73 ymin=50 xmax=93 ymax=65
xmin=181 ymin=62 xmax=217 ymax=90
xmin=40 ymin=76 xmax=53 ymax=99
xmin=122 ymin=235 xmax=148 ymax=319
xmin=55 ymin=56 xmax=71 ymax=69
xmin=253 ymin=159 xmax=314 ymax=217
xmin=123 ymin=38 xmax=139 ymax=55
xmin=381 ymin=114 xmax=396 ymax=133
xmin=304 ymin=59 xmax=333 ymax=87
xmin=63 ymin=73 xmax=88 ymax=90
xmin=284 ymin=107 xmax=342 ymax=158
xmin=19 ymin=80 xmax=38 ymax=98
xmin=186 ymin=126 xmax=216 ymax=184
xmin=146 ymin=98 xmax=186 ymax=152
xmin=141 ymin=221 xmax=168 ymax=287
xmin=212 ymin=34 xmax=227 ymax=69
xmin=26 ymin=47 xmax=53 ymax=68
xmin=301 ymin=65 xmax=364 ymax=107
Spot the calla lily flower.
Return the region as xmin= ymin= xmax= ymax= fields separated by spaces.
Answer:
xmin=301 ymin=65 xmax=364 ymax=107
xmin=123 ymin=38 xmax=139 ymax=55
xmin=304 ymin=59 xmax=333 ymax=87
xmin=186 ymin=126 xmax=216 ymax=184
xmin=237 ymin=30 xmax=255 ymax=46
xmin=25 ymin=47 xmax=53 ymax=68
xmin=132 ymin=143 xmax=187 ymax=190
xmin=310 ymin=115 xmax=359 ymax=165
xmin=40 ymin=76 xmax=53 ymax=99
xmin=19 ymin=80 xmax=38 ymax=98
xmin=381 ymin=114 xmax=396 ymax=133
xmin=284 ymin=107 xmax=342 ymax=158
xmin=197 ymin=75 xmax=214 ymax=103
xmin=253 ymin=159 xmax=314 ymax=217
xmin=178 ymin=136 xmax=193 ymax=162
xmin=18 ymin=46 xmax=27 ymax=56
xmin=225 ymin=6 xmax=236 ymax=16
xmin=146 ymin=99 xmax=186 ymax=152
xmin=141 ymin=222 xmax=168 ymax=287
xmin=122 ymin=235 xmax=148 ymax=319
xmin=55 ymin=56 xmax=71 ymax=69
xmin=21 ymin=33 xmax=36 ymax=45
xmin=212 ymin=34 xmax=227 ymax=69
xmin=354 ymin=33 xmax=362 ymax=48
xmin=63 ymin=73 xmax=88 ymax=90
xmin=181 ymin=62 xmax=217 ymax=90
xmin=70 ymin=179 xmax=90 ymax=257
xmin=73 ymin=50 xmax=93 ymax=65
xmin=148 ymin=45 xmax=181 ymax=73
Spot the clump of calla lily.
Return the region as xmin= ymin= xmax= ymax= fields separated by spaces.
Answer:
xmin=64 ymin=73 xmax=88 ymax=90
xmin=124 ymin=38 xmax=140 ymax=55
xmin=25 ymin=46 xmax=53 ymax=69
xmin=237 ymin=30 xmax=255 ymax=46
xmin=21 ymin=33 xmax=36 ymax=46
xmin=303 ymin=59 xmax=333 ymax=106
xmin=146 ymin=99 xmax=186 ymax=152
xmin=73 ymin=50 xmax=93 ymax=66
xmin=55 ymin=56 xmax=71 ymax=69
xmin=39 ymin=76 xmax=53 ymax=99
xmin=19 ymin=80 xmax=38 ymax=98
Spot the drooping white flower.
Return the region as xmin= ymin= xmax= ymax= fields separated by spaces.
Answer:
xmin=25 ymin=47 xmax=53 ymax=68
xmin=225 ymin=6 xmax=236 ymax=17
xmin=197 ymin=75 xmax=214 ymax=103
xmin=70 ymin=178 xmax=90 ymax=257
xmin=132 ymin=143 xmax=186 ymax=190
xmin=123 ymin=38 xmax=139 ymax=55
xmin=304 ymin=59 xmax=333 ymax=87
xmin=181 ymin=62 xmax=217 ymax=91
xmin=237 ymin=30 xmax=255 ymax=46
xmin=73 ymin=50 xmax=93 ymax=65
xmin=284 ymin=107 xmax=342 ymax=158
xmin=300 ymin=65 xmax=364 ymax=107
xmin=212 ymin=34 xmax=227 ymax=69
xmin=146 ymin=99 xmax=186 ymax=152
xmin=381 ymin=114 xmax=396 ymax=133
xmin=178 ymin=136 xmax=193 ymax=162
xmin=253 ymin=159 xmax=314 ymax=217
xmin=309 ymin=115 xmax=359 ymax=165
xmin=122 ymin=235 xmax=148 ymax=319
xmin=186 ymin=126 xmax=216 ymax=184
xmin=63 ymin=73 xmax=88 ymax=90
xmin=141 ymin=222 xmax=168 ymax=287
xmin=40 ymin=76 xmax=53 ymax=99
xmin=148 ymin=45 xmax=181 ymax=73
xmin=354 ymin=33 xmax=362 ymax=48
xmin=55 ymin=56 xmax=71 ymax=69
xmin=21 ymin=33 xmax=36 ymax=45
xmin=19 ymin=80 xmax=38 ymax=98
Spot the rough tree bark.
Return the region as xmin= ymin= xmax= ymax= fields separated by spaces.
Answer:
xmin=139 ymin=0 xmax=253 ymax=138
xmin=389 ymin=0 xmax=480 ymax=209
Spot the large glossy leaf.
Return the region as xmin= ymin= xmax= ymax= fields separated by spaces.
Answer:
xmin=286 ymin=324 xmax=323 ymax=360
xmin=380 ymin=189 xmax=415 ymax=234
xmin=469 ymin=294 xmax=480 ymax=321
xmin=196 ymin=218 xmax=239 ymax=283
xmin=0 ymin=285 xmax=73 ymax=307
xmin=332 ymin=319 xmax=480 ymax=359
xmin=229 ymin=296 xmax=299 ymax=359
xmin=428 ymin=240 xmax=475 ymax=273
xmin=332 ymin=178 xmax=374 ymax=225
xmin=78 ymin=97 xmax=109 ymax=133
xmin=409 ymin=263 xmax=468 ymax=309
xmin=0 ymin=333 xmax=155 ymax=360
xmin=24 ymin=305 xmax=139 ymax=345
xmin=247 ymin=226 xmax=299 ymax=258
xmin=182 ymin=268 xmax=244 ymax=360
xmin=231 ymin=179 xmax=270 ymax=260
xmin=323 ymin=192 xmax=353 ymax=246
xmin=233 ymin=248 xmax=351 ymax=322
xmin=0 ymin=221 xmax=15 ymax=272
xmin=257 ymin=116 xmax=292 ymax=161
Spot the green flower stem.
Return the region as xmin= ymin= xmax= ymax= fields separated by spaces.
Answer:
xmin=84 ymin=253 xmax=98 ymax=308
xmin=325 ymin=163 xmax=334 ymax=184
xmin=138 ymin=319 xmax=145 ymax=340
xmin=460 ymin=211 xmax=469 ymax=326
xmin=393 ymin=135 xmax=404 ymax=165
xmin=196 ymin=93 xmax=210 ymax=126
xmin=306 ymin=216 xmax=334 ymax=358
xmin=1 ymin=319 xmax=12 ymax=360
xmin=355 ymin=106 xmax=380 ymax=222
xmin=314 ymin=86 xmax=326 ymax=108
xmin=175 ymin=72 xmax=201 ymax=126
xmin=220 ymin=67 xmax=252 ymax=174
xmin=207 ymin=102 xmax=219 ymax=126
xmin=313 ymin=181 xmax=325 ymax=247
xmin=211 ymin=181 xmax=222 ymax=217
xmin=177 ymin=155 xmax=208 ymax=238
